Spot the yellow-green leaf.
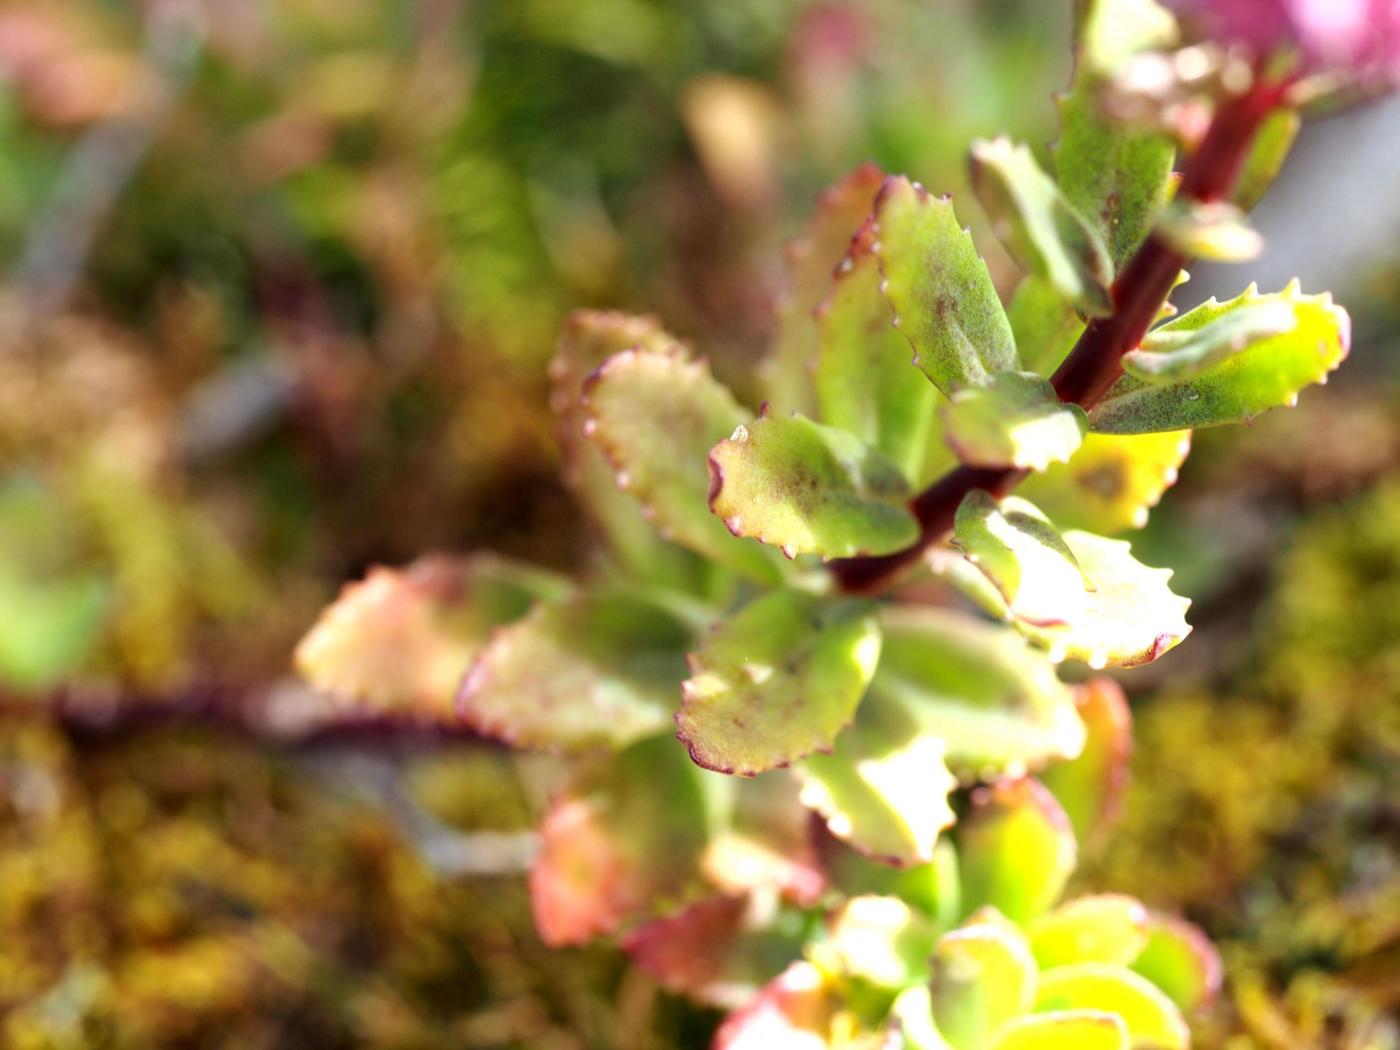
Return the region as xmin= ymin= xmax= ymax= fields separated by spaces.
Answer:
xmin=958 ymin=779 xmax=1077 ymax=924
xmin=708 ymin=412 xmax=919 ymax=560
xmin=992 ymin=1011 xmax=1128 ymax=1050
xmin=1041 ymin=679 xmax=1134 ymax=847
xmin=1130 ymin=913 xmax=1221 ymax=1014
xmin=1033 ymin=964 xmax=1189 ymax=1050
xmin=677 ymin=589 xmax=881 ymax=776
xmin=929 ymin=918 xmax=1038 ymax=1050
xmin=1029 ymin=895 xmax=1150 ymax=970
xmin=1017 ymin=431 xmax=1191 ymax=534
xmin=942 ymin=372 xmax=1087 ymax=472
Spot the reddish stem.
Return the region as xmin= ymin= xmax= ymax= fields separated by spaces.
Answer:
xmin=830 ymin=83 xmax=1283 ymax=595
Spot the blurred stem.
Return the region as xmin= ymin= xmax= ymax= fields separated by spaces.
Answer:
xmin=830 ymin=81 xmax=1288 ymax=595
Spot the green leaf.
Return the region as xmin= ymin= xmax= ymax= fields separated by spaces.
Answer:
xmin=583 ymin=345 xmax=785 ymax=582
xmin=1033 ymin=964 xmax=1189 ymax=1050
xmin=970 ymin=138 xmax=1113 ymax=316
xmin=796 ymin=686 xmax=958 ymax=866
xmin=1156 ymin=200 xmax=1263 ymax=261
xmin=1008 ymin=276 xmax=1086 ymax=378
xmin=552 ymin=311 xmax=716 ymax=592
xmin=1029 ymin=895 xmax=1150 ymax=970
xmin=992 ymin=1011 xmax=1128 ymax=1050
xmin=875 ymin=606 xmax=1085 ymax=778
xmin=1058 ymin=0 xmax=1178 ymax=270
xmin=530 ymin=734 xmax=715 ymax=946
xmin=815 ymin=216 xmax=940 ymax=482
xmin=1234 ymin=109 xmax=1300 ymax=213
xmin=958 ymin=778 xmax=1077 ymax=924
xmin=953 ymin=492 xmax=1192 ymax=668
xmin=822 ymin=837 xmax=962 ymax=932
xmin=942 ymin=372 xmax=1087 ymax=472
xmin=812 ymin=895 xmax=937 ymax=991
xmin=1124 ymin=299 xmax=1297 ymax=383
xmin=1090 ymin=283 xmax=1351 ymax=434
xmin=768 ymin=163 xmax=886 ymax=416
xmin=889 ymin=985 xmax=954 ymax=1050
xmin=295 ymin=554 xmax=567 ymax=722
xmin=0 ymin=569 xmax=108 ymax=693
xmin=701 ymin=774 xmax=827 ymax=905
xmin=1041 ymin=679 xmax=1134 ymax=847
xmin=457 ymin=588 xmax=695 ymax=750
xmin=874 ymin=175 xmax=1017 ymax=394
xmin=708 ymin=412 xmax=919 ymax=560
xmin=1130 ymin=913 xmax=1221 ymax=1014
xmin=929 ymin=918 xmax=1038 ymax=1050
xmin=677 ymin=588 xmax=881 ymax=776
xmin=1017 ymin=431 xmax=1191 ymax=534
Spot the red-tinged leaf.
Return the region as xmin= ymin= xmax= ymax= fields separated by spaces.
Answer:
xmin=958 ymin=778 xmax=1077 ymax=924
xmin=714 ymin=962 xmax=837 ymax=1050
xmin=1042 ymin=679 xmax=1134 ymax=848
xmin=294 ymin=554 xmax=566 ymax=722
xmin=623 ymin=896 xmax=746 ymax=1000
xmin=1130 ymin=912 xmax=1222 ymax=1014
xmin=703 ymin=774 xmax=827 ymax=905
xmin=529 ymin=735 xmax=712 ymax=946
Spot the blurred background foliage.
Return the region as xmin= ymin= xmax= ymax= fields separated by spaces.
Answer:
xmin=0 ymin=0 xmax=1395 ymax=1046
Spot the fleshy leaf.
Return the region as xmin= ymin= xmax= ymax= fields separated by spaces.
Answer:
xmin=768 ymin=164 xmax=887 ymax=416
xmin=953 ymin=492 xmax=1192 ymax=668
xmin=1234 ymin=109 xmax=1300 ymax=213
xmin=1041 ymin=679 xmax=1134 ymax=847
xmin=1033 ymin=964 xmax=1190 ymax=1050
xmin=942 ymin=372 xmax=1087 ymax=472
xmin=969 ymin=137 xmax=1113 ymax=316
xmin=709 ymin=411 xmax=919 ymax=559
xmin=457 ymin=588 xmax=695 ymax=750
xmin=875 ymin=606 xmax=1085 ymax=778
xmin=295 ymin=554 xmax=566 ymax=721
xmin=1090 ymin=283 xmax=1351 ymax=434
xmin=957 ymin=779 xmax=1077 ymax=924
xmin=703 ymin=774 xmax=827 ymax=905
xmin=551 ymin=311 xmax=715 ymax=591
xmin=812 ymin=895 xmax=937 ymax=991
xmin=815 ymin=216 xmax=940 ymax=482
xmin=1007 ymin=276 xmax=1086 ymax=378
xmin=874 ymin=175 xmax=1017 ymax=394
xmin=713 ymin=962 xmax=837 ymax=1050
xmin=1156 ymin=200 xmax=1263 ymax=261
xmin=529 ymin=735 xmax=713 ymax=946
xmin=889 ymin=985 xmax=952 ymax=1050
xmin=1057 ymin=0 xmax=1178 ymax=270
xmin=1130 ymin=913 xmax=1222 ymax=1014
xmin=1029 ymin=895 xmax=1150 ymax=970
xmin=796 ymin=686 xmax=958 ymax=866
xmin=992 ymin=1011 xmax=1129 ymax=1050
xmin=677 ymin=588 xmax=881 ymax=776
xmin=583 ymin=346 xmax=785 ymax=582
xmin=820 ymin=835 xmax=962 ymax=932
xmin=1124 ymin=299 xmax=1297 ymax=382
xmin=929 ymin=919 xmax=1038 ymax=1050
xmin=1017 ymin=431 xmax=1191 ymax=534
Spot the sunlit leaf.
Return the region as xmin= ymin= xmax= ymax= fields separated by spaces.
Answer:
xmin=583 ymin=345 xmax=785 ymax=582
xmin=970 ymin=137 xmax=1113 ymax=316
xmin=457 ymin=588 xmax=695 ymax=750
xmin=1091 ymin=283 xmax=1350 ymax=434
xmin=677 ymin=588 xmax=881 ymax=775
xmin=1041 ymin=679 xmax=1134 ymax=847
xmin=530 ymin=735 xmax=713 ymax=946
xmin=875 ymin=606 xmax=1085 ymax=778
xmin=709 ymin=412 xmax=919 ymax=559
xmin=768 ymin=164 xmax=886 ymax=416
xmin=820 ymin=835 xmax=962 ymax=932
xmin=295 ymin=554 xmax=566 ymax=721
xmin=812 ymin=895 xmax=936 ymax=991
xmin=1124 ymin=300 xmax=1297 ymax=383
xmin=953 ymin=492 xmax=1192 ymax=667
xmin=551 ymin=311 xmax=715 ymax=591
xmin=815 ymin=216 xmax=939 ymax=482
xmin=1156 ymin=200 xmax=1262 ymax=261
xmin=942 ymin=372 xmax=1087 ymax=472
xmin=703 ymin=774 xmax=827 ymax=905
xmin=714 ymin=961 xmax=837 ymax=1050
xmin=1074 ymin=0 xmax=1178 ymax=74
xmin=1130 ymin=913 xmax=1222 ymax=1013
xmin=992 ymin=1011 xmax=1128 ymax=1050
xmin=1033 ymin=964 xmax=1189 ymax=1050
xmin=1017 ymin=431 xmax=1191 ymax=534
xmin=929 ymin=918 xmax=1038 ymax=1050
xmin=796 ymin=687 xmax=957 ymax=866
xmin=1029 ymin=895 xmax=1150 ymax=970
xmin=888 ymin=985 xmax=953 ymax=1050
xmin=958 ymin=779 xmax=1077 ymax=924
xmin=874 ymin=175 xmax=1017 ymax=394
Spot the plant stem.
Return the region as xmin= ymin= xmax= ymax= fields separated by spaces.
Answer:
xmin=830 ymin=83 xmax=1284 ymax=595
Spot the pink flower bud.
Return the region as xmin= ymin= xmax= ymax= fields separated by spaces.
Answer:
xmin=1171 ymin=0 xmax=1400 ymax=82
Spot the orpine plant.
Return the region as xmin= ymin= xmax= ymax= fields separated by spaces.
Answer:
xmin=295 ymin=0 xmax=1369 ymax=1046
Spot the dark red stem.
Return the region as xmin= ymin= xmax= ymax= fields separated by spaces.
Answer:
xmin=830 ymin=83 xmax=1284 ymax=595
